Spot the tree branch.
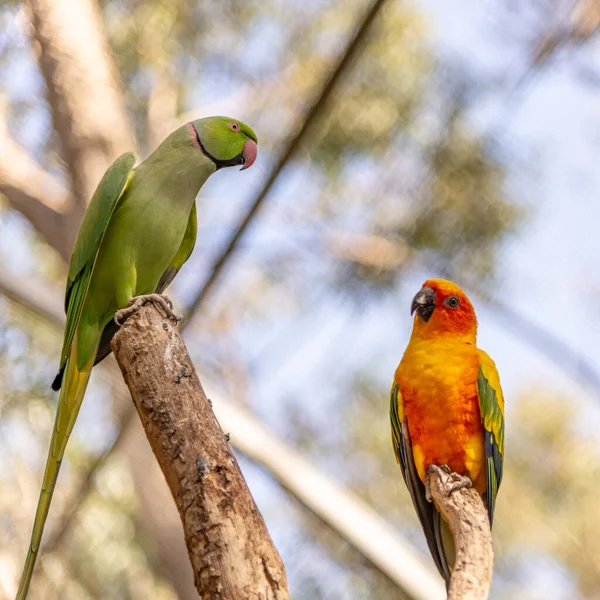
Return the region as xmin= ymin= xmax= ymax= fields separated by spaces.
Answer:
xmin=0 ymin=265 xmax=64 ymax=325
xmin=110 ymin=305 xmax=290 ymax=600
xmin=427 ymin=467 xmax=493 ymax=600
xmin=0 ymin=114 xmax=72 ymax=260
xmin=186 ymin=0 xmax=390 ymax=318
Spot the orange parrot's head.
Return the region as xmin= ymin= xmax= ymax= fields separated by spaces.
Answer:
xmin=410 ymin=278 xmax=477 ymax=339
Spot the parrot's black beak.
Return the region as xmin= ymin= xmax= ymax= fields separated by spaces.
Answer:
xmin=411 ymin=286 xmax=436 ymax=323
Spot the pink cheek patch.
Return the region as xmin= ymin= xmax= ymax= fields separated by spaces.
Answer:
xmin=187 ymin=123 xmax=203 ymax=152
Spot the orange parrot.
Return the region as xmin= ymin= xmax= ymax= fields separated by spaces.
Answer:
xmin=390 ymin=278 xmax=504 ymax=585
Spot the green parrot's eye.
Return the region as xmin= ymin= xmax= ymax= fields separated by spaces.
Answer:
xmin=229 ymin=122 xmax=240 ymax=132
xmin=445 ymin=296 xmax=460 ymax=309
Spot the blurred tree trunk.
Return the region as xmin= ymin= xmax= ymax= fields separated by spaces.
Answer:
xmin=4 ymin=1 xmax=200 ymax=595
xmin=25 ymin=0 xmax=135 ymax=208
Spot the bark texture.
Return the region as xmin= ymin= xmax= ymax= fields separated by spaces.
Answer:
xmin=111 ymin=305 xmax=289 ymax=600
xmin=427 ymin=467 xmax=494 ymax=600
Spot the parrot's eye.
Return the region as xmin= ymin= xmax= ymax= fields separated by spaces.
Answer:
xmin=445 ymin=296 xmax=460 ymax=309
xmin=229 ymin=122 xmax=241 ymax=132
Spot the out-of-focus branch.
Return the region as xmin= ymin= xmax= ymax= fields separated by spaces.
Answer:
xmin=2 ymin=0 xmax=137 ymax=260
xmin=427 ymin=466 xmax=493 ymax=600
xmin=326 ymin=230 xmax=412 ymax=272
xmin=530 ymin=0 xmax=600 ymax=69
xmin=571 ymin=0 xmax=600 ymax=40
xmin=25 ymin=0 xmax=135 ymax=213
xmin=186 ymin=0 xmax=390 ymax=318
xmin=493 ymin=0 xmax=600 ymax=131
xmin=111 ymin=305 xmax=290 ymax=599
xmin=0 ymin=267 xmax=445 ymax=600
xmin=0 ymin=111 xmax=71 ymax=260
xmin=0 ymin=266 xmax=64 ymax=325
xmin=146 ymin=70 xmax=179 ymax=151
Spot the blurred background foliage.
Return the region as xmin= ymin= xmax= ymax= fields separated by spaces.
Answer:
xmin=1 ymin=0 xmax=600 ymax=598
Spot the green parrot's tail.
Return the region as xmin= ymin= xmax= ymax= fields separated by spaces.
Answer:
xmin=16 ymin=337 xmax=97 ymax=600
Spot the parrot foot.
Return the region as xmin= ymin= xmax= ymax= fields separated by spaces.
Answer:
xmin=114 ymin=294 xmax=182 ymax=326
xmin=425 ymin=465 xmax=445 ymax=502
xmin=447 ymin=473 xmax=473 ymax=495
xmin=425 ymin=464 xmax=472 ymax=501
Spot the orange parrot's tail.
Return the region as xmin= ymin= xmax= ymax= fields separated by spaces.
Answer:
xmin=433 ymin=512 xmax=456 ymax=589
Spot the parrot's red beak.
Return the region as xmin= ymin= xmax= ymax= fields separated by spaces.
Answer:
xmin=240 ymin=139 xmax=258 ymax=171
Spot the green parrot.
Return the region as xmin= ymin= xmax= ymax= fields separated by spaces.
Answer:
xmin=16 ymin=116 xmax=258 ymax=599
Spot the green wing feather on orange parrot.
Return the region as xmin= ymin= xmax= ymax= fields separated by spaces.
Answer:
xmin=390 ymin=278 xmax=504 ymax=587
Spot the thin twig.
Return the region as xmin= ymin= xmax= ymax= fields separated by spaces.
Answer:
xmin=186 ymin=0 xmax=389 ymax=316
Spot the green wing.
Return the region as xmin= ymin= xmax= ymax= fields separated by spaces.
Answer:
xmin=82 ymin=201 xmax=198 ymax=374
xmin=156 ymin=201 xmax=197 ymax=293
xmin=390 ymin=382 xmax=452 ymax=583
xmin=52 ymin=152 xmax=136 ymax=390
xmin=476 ymin=351 xmax=505 ymax=525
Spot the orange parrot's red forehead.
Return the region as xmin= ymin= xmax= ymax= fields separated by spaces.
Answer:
xmin=411 ymin=278 xmax=477 ymax=337
xmin=421 ymin=279 xmax=473 ymax=310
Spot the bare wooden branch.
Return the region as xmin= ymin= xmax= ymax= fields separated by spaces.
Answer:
xmin=427 ymin=466 xmax=494 ymax=600
xmin=111 ymin=305 xmax=289 ymax=600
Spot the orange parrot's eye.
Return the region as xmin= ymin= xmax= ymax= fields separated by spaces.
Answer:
xmin=229 ymin=122 xmax=240 ymax=132
xmin=444 ymin=296 xmax=460 ymax=309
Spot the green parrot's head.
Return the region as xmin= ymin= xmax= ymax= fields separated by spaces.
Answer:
xmin=187 ymin=116 xmax=258 ymax=171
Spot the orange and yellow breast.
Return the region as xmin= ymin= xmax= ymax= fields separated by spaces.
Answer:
xmin=396 ymin=340 xmax=487 ymax=494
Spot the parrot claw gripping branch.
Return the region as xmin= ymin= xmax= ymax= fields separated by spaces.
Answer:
xmin=424 ymin=465 xmax=474 ymax=515
xmin=16 ymin=116 xmax=258 ymax=600
xmin=113 ymin=293 xmax=181 ymax=326
xmin=390 ymin=278 xmax=504 ymax=593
